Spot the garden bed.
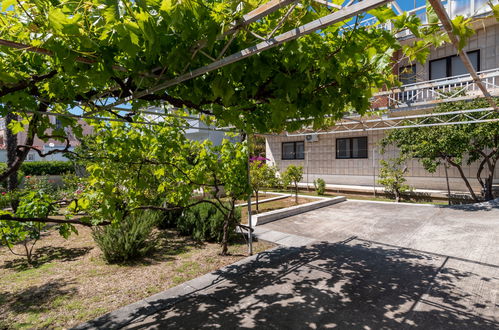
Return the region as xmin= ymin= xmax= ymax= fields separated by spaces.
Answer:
xmin=240 ymin=196 xmax=317 ymax=224
xmin=0 ymin=227 xmax=274 ymax=329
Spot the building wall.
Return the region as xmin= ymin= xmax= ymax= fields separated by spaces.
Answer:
xmin=400 ymin=21 xmax=499 ymax=81
xmin=265 ymin=20 xmax=499 ymax=193
xmin=266 ymin=131 xmax=499 ymax=192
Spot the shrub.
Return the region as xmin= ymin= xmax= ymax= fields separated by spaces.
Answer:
xmin=23 ymin=175 xmax=57 ymax=194
xmin=92 ymin=210 xmax=159 ymax=263
xmin=156 ymin=207 xmax=183 ymax=229
xmin=20 ymin=161 xmax=75 ymax=176
xmin=0 ymin=190 xmax=23 ymax=211
xmin=378 ymin=156 xmax=412 ymax=202
xmin=177 ymin=202 xmax=240 ymax=242
xmin=313 ymin=178 xmax=326 ymax=195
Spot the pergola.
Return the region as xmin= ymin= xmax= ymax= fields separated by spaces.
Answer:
xmin=2 ymin=0 xmax=498 ymax=254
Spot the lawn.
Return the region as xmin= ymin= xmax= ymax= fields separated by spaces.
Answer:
xmin=269 ymin=189 xmax=449 ymax=205
xmin=0 ymin=226 xmax=274 ymax=329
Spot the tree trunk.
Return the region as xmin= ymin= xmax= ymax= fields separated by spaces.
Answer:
xmin=220 ymin=200 xmax=235 ymax=256
xmin=221 ymin=217 xmax=229 ymax=256
xmin=5 ymin=112 xmax=18 ymax=191
xmin=445 ymin=157 xmax=479 ymax=202
xmin=483 ymin=159 xmax=497 ymax=201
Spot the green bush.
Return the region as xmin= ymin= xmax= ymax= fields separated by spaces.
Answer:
xmin=92 ymin=210 xmax=159 ymax=263
xmin=313 ymin=178 xmax=326 ymax=195
xmin=19 ymin=161 xmax=75 ymax=176
xmin=156 ymin=207 xmax=183 ymax=229
xmin=177 ymin=202 xmax=240 ymax=242
xmin=0 ymin=163 xmax=25 ymax=190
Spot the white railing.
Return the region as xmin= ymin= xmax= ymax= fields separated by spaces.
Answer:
xmin=343 ymin=0 xmax=496 ymax=36
xmin=372 ymin=68 xmax=499 ymax=110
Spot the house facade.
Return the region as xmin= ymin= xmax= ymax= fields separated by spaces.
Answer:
xmin=0 ymin=116 xmax=92 ymax=162
xmin=266 ymin=1 xmax=499 ymax=193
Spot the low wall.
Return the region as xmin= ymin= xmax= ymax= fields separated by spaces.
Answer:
xmin=254 ymin=196 xmax=346 ymax=226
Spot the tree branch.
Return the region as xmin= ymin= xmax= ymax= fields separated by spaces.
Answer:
xmin=0 ymin=70 xmax=57 ymax=97
xmin=0 ymin=214 xmax=110 ymax=227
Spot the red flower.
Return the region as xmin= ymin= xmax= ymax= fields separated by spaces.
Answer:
xmin=1 ymin=192 xmax=6 ymax=195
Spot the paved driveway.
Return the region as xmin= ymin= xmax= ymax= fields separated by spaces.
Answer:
xmin=260 ymin=200 xmax=499 ymax=265
xmin=78 ymin=200 xmax=499 ymax=329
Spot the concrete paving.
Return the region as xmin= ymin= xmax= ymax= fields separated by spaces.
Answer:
xmin=76 ymin=200 xmax=499 ymax=329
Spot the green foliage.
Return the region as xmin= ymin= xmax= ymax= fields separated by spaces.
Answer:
xmin=0 ymin=0 xmax=447 ymax=136
xmin=20 ymin=161 xmax=75 ymax=176
xmin=0 ymin=191 xmax=57 ymax=264
xmin=250 ymin=160 xmax=279 ymax=211
xmin=177 ymin=202 xmax=240 ymax=243
xmin=313 ymin=178 xmax=326 ymax=196
xmin=378 ymin=156 xmax=411 ymax=202
xmin=282 ymin=165 xmax=304 ymax=203
xmin=92 ymin=211 xmax=159 ymax=263
xmin=156 ymin=207 xmax=183 ymax=230
xmin=380 ymin=98 xmax=499 ymax=201
xmin=22 ymin=175 xmax=57 ymax=195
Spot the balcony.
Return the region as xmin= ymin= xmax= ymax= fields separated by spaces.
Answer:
xmin=372 ymin=68 xmax=499 ymax=111
xmin=345 ymin=0 xmax=497 ymax=38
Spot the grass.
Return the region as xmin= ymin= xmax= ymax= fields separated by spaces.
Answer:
xmin=270 ymin=189 xmax=449 ymax=205
xmin=0 ymin=226 xmax=274 ymax=329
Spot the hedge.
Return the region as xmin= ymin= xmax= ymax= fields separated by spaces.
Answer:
xmin=19 ymin=161 xmax=75 ymax=176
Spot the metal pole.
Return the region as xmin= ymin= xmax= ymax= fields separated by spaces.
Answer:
xmin=373 ymin=146 xmax=377 ymax=198
xmin=246 ymin=133 xmax=253 ymax=256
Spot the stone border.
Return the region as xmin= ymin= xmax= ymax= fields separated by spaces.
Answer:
xmin=235 ymin=193 xmax=290 ymax=207
xmin=254 ymin=196 xmax=346 ymax=226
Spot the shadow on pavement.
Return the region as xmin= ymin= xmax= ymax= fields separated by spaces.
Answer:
xmin=81 ymin=239 xmax=498 ymax=330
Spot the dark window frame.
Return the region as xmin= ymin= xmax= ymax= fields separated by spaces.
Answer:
xmin=281 ymin=141 xmax=305 ymax=160
xmin=336 ymin=137 xmax=368 ymax=159
xmin=429 ymin=50 xmax=480 ymax=80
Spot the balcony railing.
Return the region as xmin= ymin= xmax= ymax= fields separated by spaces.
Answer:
xmin=372 ymin=68 xmax=499 ymax=111
xmin=343 ymin=0 xmax=496 ymax=37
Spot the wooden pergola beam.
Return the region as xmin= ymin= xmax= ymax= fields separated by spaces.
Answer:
xmin=427 ymin=0 xmax=498 ymax=111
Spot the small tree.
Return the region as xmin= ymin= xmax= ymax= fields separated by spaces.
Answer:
xmin=282 ymin=165 xmax=304 ymax=203
xmin=0 ymin=191 xmax=57 ymax=265
xmin=380 ymin=99 xmax=499 ymax=201
xmin=250 ymin=160 xmax=278 ymax=212
xmin=377 ymin=156 xmax=411 ymax=202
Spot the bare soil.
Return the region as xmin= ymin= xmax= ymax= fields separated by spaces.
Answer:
xmin=0 ymin=227 xmax=274 ymax=329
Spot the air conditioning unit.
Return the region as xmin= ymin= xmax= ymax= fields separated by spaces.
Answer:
xmin=305 ymin=134 xmax=319 ymax=142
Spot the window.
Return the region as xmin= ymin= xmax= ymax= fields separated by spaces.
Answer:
xmin=399 ymin=64 xmax=417 ymax=85
xmin=336 ymin=137 xmax=368 ymax=159
xmin=429 ymin=50 xmax=480 ymax=80
xmin=282 ymin=141 xmax=305 ymax=160
xmin=27 ymin=154 xmax=35 ymax=161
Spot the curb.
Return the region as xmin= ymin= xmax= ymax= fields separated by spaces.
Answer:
xmin=254 ymin=196 xmax=346 ymax=226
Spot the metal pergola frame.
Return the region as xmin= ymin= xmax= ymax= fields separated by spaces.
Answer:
xmin=286 ymin=107 xmax=499 ymax=136
xmin=3 ymin=0 xmax=499 ymax=255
